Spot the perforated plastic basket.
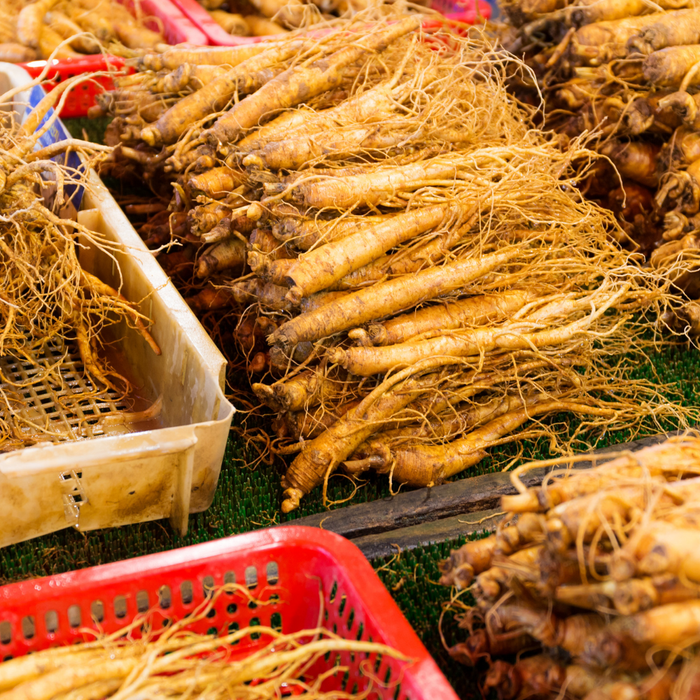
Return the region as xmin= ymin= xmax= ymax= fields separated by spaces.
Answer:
xmin=0 ymin=526 xmax=459 ymax=700
xmin=0 ymin=63 xmax=234 ymax=547
xmin=170 ymin=0 xmax=491 ymax=46
xmin=18 ymin=0 xmax=207 ymax=118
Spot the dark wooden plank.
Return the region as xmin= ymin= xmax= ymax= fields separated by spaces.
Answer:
xmin=286 ymin=431 xmax=675 ymax=539
xmin=353 ymin=509 xmax=503 ymax=561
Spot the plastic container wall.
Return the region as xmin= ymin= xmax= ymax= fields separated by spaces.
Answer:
xmin=0 ymin=63 xmax=234 ymax=548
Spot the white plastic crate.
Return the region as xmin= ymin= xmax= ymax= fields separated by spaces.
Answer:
xmin=0 ymin=64 xmax=235 ymax=547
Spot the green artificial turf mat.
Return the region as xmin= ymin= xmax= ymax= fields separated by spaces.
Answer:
xmin=373 ymin=533 xmax=486 ymax=696
xmin=64 ymin=116 xmax=111 ymax=145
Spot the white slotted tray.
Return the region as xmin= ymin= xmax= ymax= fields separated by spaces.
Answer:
xmin=0 ymin=63 xmax=235 ymax=547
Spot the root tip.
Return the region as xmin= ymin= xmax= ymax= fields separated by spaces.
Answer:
xmin=202 ymin=130 xmax=218 ymax=148
xmin=326 ymin=348 xmax=346 ymax=366
xmin=285 ymin=287 xmax=302 ymax=305
xmin=141 ymin=127 xmax=158 ymax=147
xmin=501 ymin=492 xmax=540 ymax=513
xmin=195 ymin=257 xmax=214 ymax=279
xmin=242 ymin=153 xmax=265 ymax=170
xmin=247 ymin=202 xmax=264 ymax=221
xmin=281 ymin=487 xmax=303 ymax=513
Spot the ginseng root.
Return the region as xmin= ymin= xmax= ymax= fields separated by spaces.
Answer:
xmin=269 ymin=248 xmax=520 ymax=349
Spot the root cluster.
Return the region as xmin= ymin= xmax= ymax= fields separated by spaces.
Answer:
xmin=199 ymin=0 xmax=398 ymax=38
xmin=98 ymin=12 xmax=693 ymax=512
xmin=0 ymin=71 xmax=159 ymax=450
xmin=500 ymin=0 xmax=700 ymax=334
xmin=0 ymin=0 xmax=166 ymax=64
xmin=440 ymin=432 xmax=700 ymax=700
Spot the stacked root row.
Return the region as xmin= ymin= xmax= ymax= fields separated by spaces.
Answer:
xmin=501 ymin=0 xmax=700 ymax=331
xmin=100 ymin=14 xmax=688 ymax=513
xmin=440 ymin=433 xmax=700 ymax=700
xmin=197 ymin=0 xmax=378 ymax=38
xmin=0 ymin=0 xmax=166 ymax=64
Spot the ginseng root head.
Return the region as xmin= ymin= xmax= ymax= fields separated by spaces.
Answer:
xmin=140 ymin=126 xmax=159 ymax=147
xmin=281 ymin=487 xmax=303 ymax=513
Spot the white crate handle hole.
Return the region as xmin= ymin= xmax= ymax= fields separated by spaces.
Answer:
xmin=60 ymin=470 xmax=88 ymax=528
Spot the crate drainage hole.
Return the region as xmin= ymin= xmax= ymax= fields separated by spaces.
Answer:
xmin=245 ymin=566 xmax=258 ymax=590
xmin=271 ymin=612 xmax=282 ymax=631
xmin=21 ymin=616 xmax=34 ymax=640
xmin=45 ymin=610 xmax=59 ymax=634
xmin=158 ymin=585 xmax=172 ymax=609
xmin=0 ymin=341 xmax=134 ymax=443
xmin=68 ymin=605 xmax=82 ymax=629
xmin=202 ymin=575 xmax=215 ymax=599
xmin=224 ymin=571 xmax=235 ymax=590
xmin=114 ymin=596 xmax=127 ymax=619
xmin=180 ymin=581 xmax=193 ymax=606
xmin=228 ymin=621 xmax=240 ymax=643
xmin=89 ymin=600 xmax=104 ymax=624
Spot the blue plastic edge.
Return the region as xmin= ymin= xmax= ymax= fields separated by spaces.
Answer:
xmin=27 ymin=83 xmax=85 ymax=210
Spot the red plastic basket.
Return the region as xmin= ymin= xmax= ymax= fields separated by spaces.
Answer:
xmin=18 ymin=55 xmax=130 ymax=119
xmin=427 ymin=0 xmax=492 ymax=28
xmin=170 ymin=0 xmax=491 ymax=46
xmin=0 ymin=526 xmax=459 ymax=700
xmin=18 ymin=0 xmax=207 ymax=119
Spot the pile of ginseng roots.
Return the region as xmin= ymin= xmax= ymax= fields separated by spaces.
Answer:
xmin=0 ymin=585 xmax=408 ymax=699
xmin=0 ymin=71 xmax=160 ymax=450
xmin=439 ymin=432 xmax=700 ymax=700
xmin=499 ymin=0 xmax=700 ymax=336
xmin=97 ymin=13 xmax=693 ymax=513
xmin=196 ymin=0 xmax=374 ymax=38
xmin=0 ymin=0 xmax=168 ymax=64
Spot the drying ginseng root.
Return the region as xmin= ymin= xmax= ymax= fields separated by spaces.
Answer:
xmin=0 ymin=69 xmax=160 ymax=450
xmin=0 ymin=584 xmax=408 ymax=700
xmin=97 ymin=11 xmax=695 ymax=513
xmin=440 ymin=432 xmax=700 ymax=700
xmin=498 ymin=1 xmax=700 ymax=326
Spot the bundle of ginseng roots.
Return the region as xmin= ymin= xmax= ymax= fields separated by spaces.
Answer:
xmin=197 ymin=0 xmax=353 ymax=38
xmin=97 ymin=14 xmax=692 ymax=513
xmin=0 ymin=0 xmax=167 ymax=64
xmin=0 ymin=72 xmax=160 ymax=450
xmin=439 ymin=433 xmax=700 ymax=700
xmin=499 ymin=0 xmax=700 ymax=334
xmin=198 ymin=0 xmax=433 ymax=37
xmin=0 ymin=585 xmax=409 ymax=699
